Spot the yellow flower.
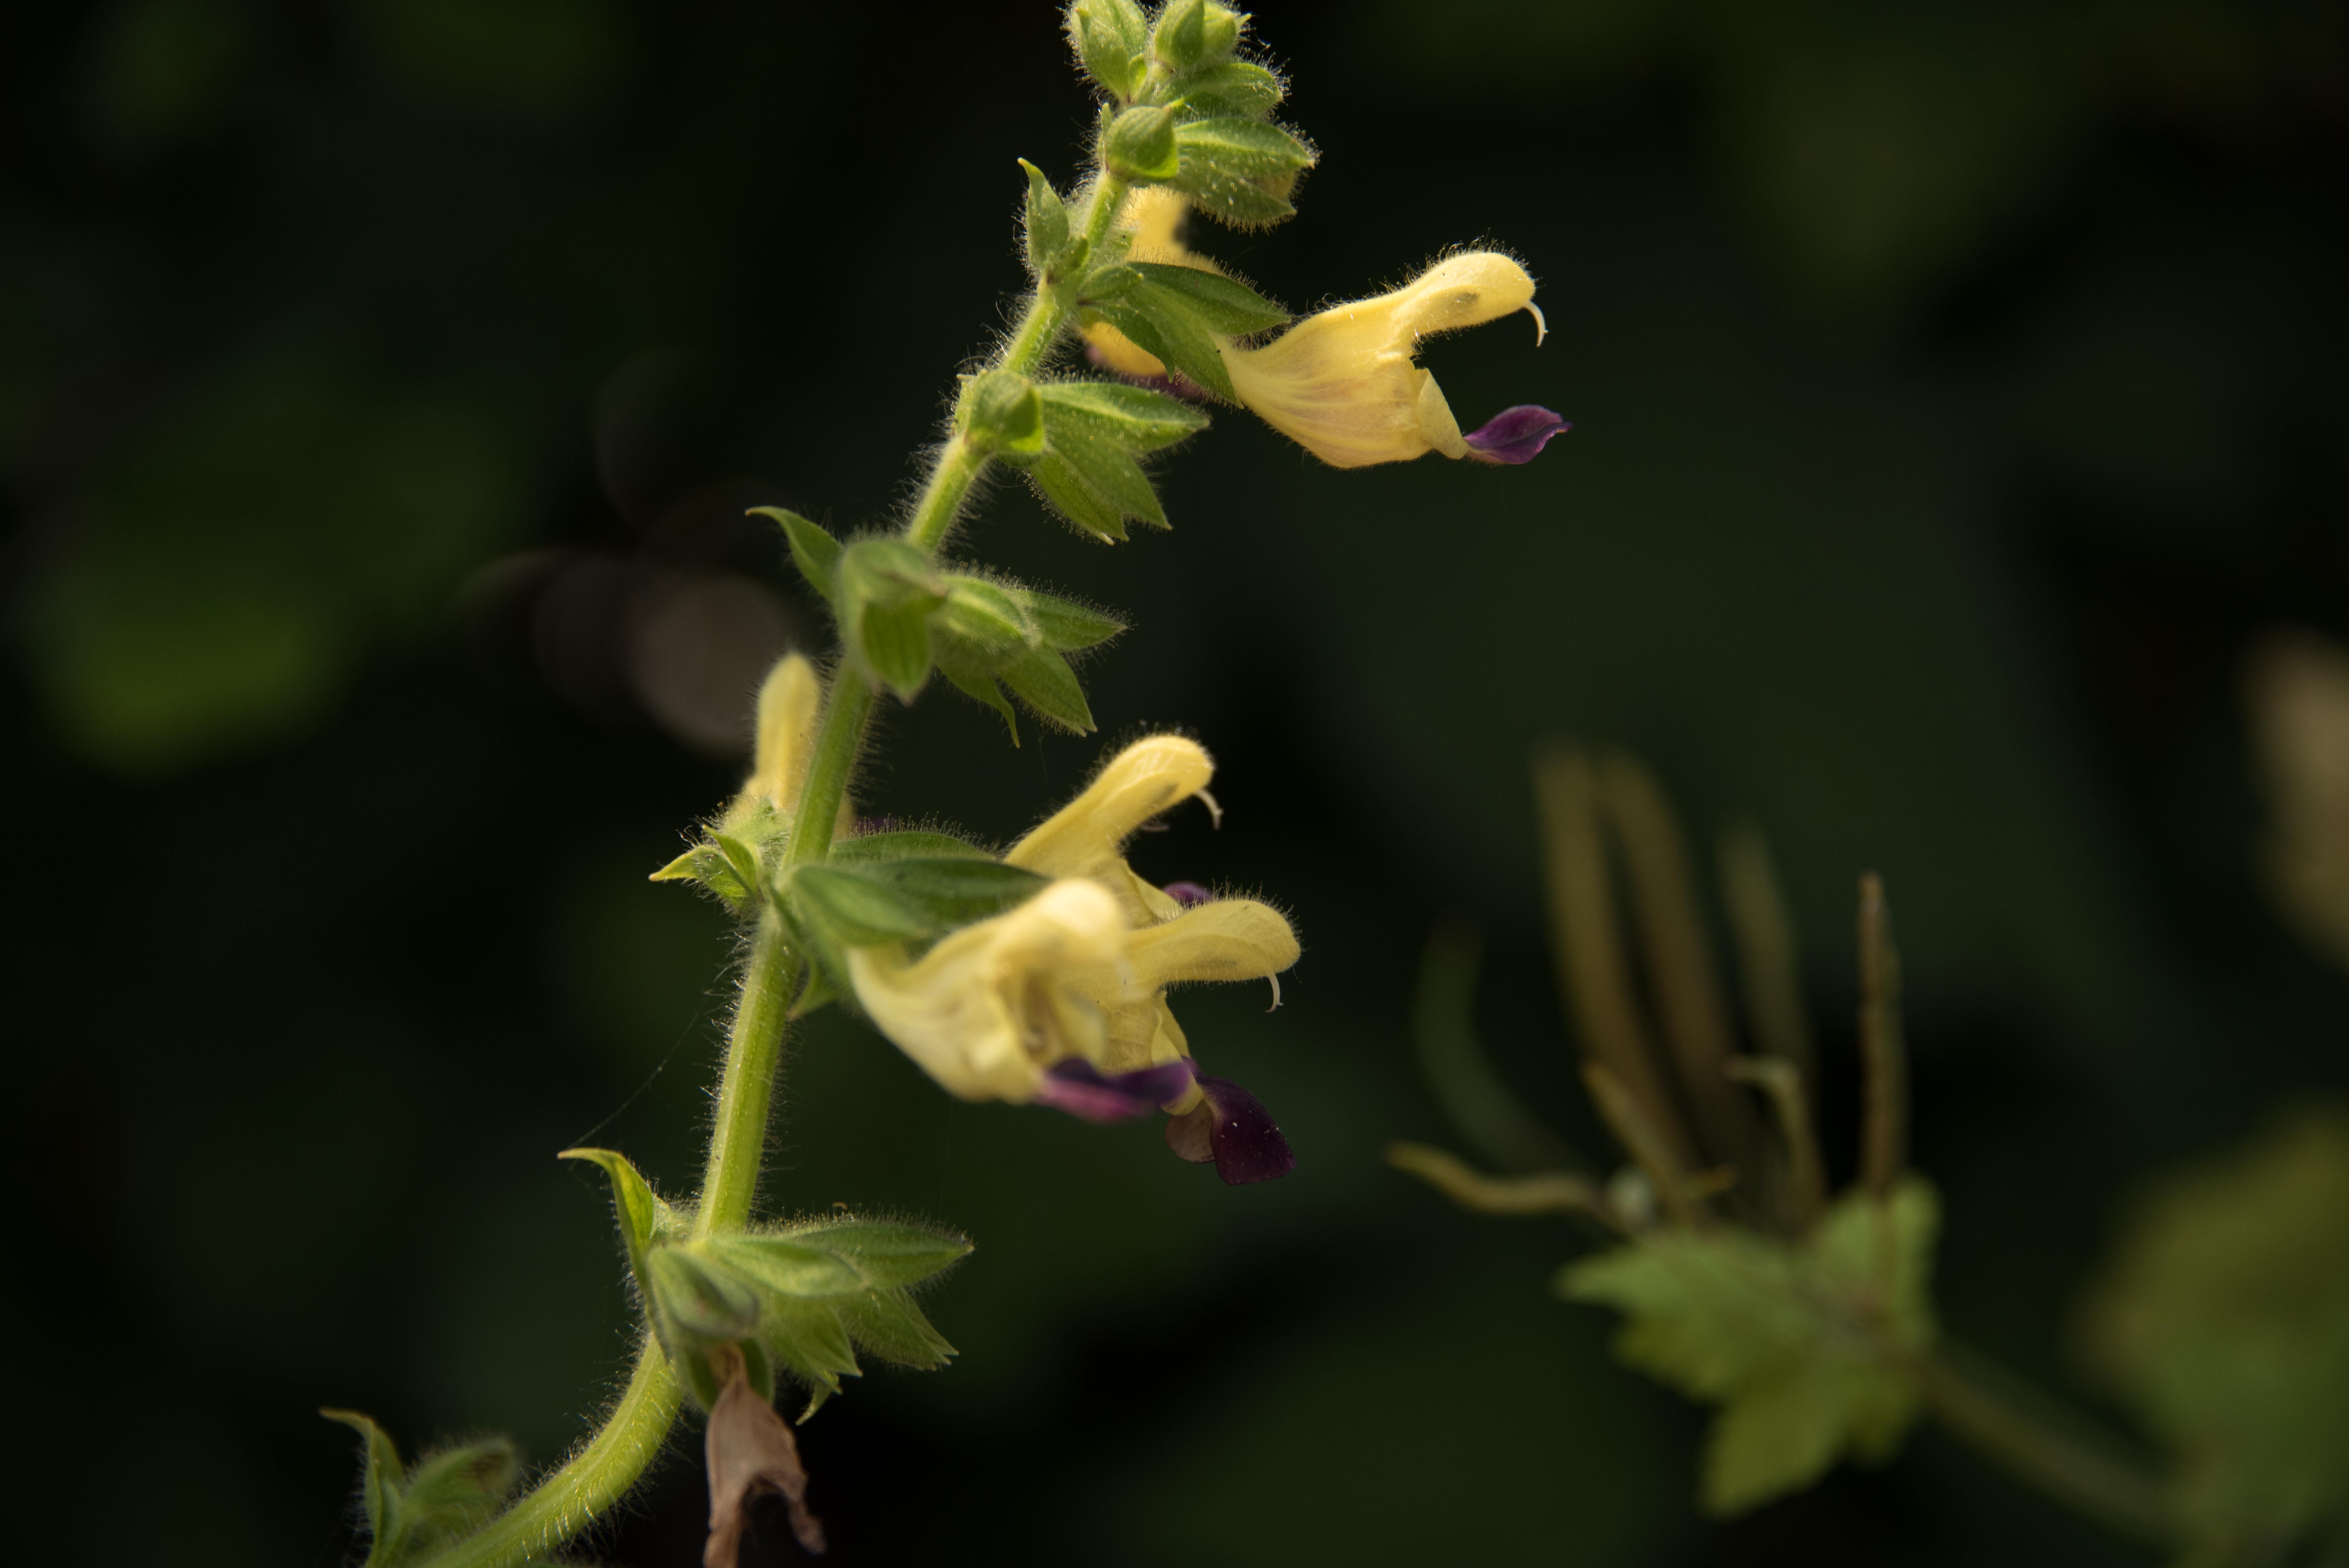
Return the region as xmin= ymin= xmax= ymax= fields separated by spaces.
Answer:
xmin=1217 ymin=252 xmax=1566 ymax=470
xmin=845 ymin=733 xmax=1304 ymax=1182
xmin=725 ymin=652 xmax=852 ymax=834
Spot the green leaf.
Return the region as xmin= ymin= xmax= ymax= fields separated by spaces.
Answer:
xmin=787 ymin=864 xmax=932 ymax=946
xmin=708 ymin=1235 xmax=866 ymax=1299
xmin=1174 ymin=118 xmax=1316 ymax=180
xmin=1029 ymin=448 xmax=1132 ymax=541
xmin=2081 ymin=1107 xmax=2349 ymax=1552
xmin=1039 ymin=380 xmax=1210 ymax=450
xmin=1060 ymin=434 xmax=1167 ymax=529
xmin=829 ymin=830 xmax=995 ymax=864
xmin=750 ymin=506 xmax=841 ymax=606
xmin=1001 ymin=646 xmax=1097 ymax=734
xmin=778 ymin=898 xmax=846 ymax=1020
xmin=1019 ymin=159 xmax=1071 ymax=277
xmin=762 ymin=1297 xmax=863 ymax=1415
xmin=1012 ymin=588 xmax=1126 ymax=651
xmin=712 ymin=832 xmax=764 ymax=906
xmin=788 ymin=857 xmax=1048 ymax=947
xmin=838 ymin=1288 xmax=957 ymax=1370
xmin=397 ymin=1440 xmax=518 ymax=1543
xmin=646 ymin=1245 xmax=764 ymax=1341
xmin=932 ymin=576 xmax=1039 ymax=667
xmin=1066 ymin=0 xmax=1147 ymax=101
xmin=558 ymin=1147 xmax=662 ymax=1299
xmin=650 ymin=841 xmax=754 ymax=911
xmin=1172 ymin=59 xmax=1283 ymax=119
xmin=1082 ymin=296 xmax=1233 ymax=402
xmin=1168 ymin=164 xmax=1296 ymax=229
xmin=1125 ymin=261 xmax=1289 ymax=334
xmin=1102 ymin=104 xmax=1178 ymax=183
xmin=839 ymin=538 xmax=944 ymax=701
xmin=1560 ymin=1179 xmax=1939 ymax=1516
xmin=779 ymin=1220 xmax=973 ymax=1288
xmin=321 ymin=1410 xmax=405 ymax=1549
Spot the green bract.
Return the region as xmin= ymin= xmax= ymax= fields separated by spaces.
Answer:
xmin=321 ymin=1412 xmax=520 ymax=1568
xmin=1066 ymin=0 xmax=1148 ymax=103
xmin=1561 ymin=1180 xmax=1941 ymax=1515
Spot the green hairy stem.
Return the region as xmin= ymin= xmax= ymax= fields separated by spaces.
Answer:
xmin=411 ymin=156 xmax=1135 ymax=1568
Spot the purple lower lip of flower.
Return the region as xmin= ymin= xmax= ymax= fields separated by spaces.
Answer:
xmin=1462 ymin=405 xmax=1570 ymax=465
xmin=1037 ymin=1060 xmax=1197 ymax=1124
xmin=1164 ymin=1074 xmax=1295 ymax=1185
xmin=1162 ymin=881 xmax=1214 ymax=907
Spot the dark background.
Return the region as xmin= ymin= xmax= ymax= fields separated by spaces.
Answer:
xmin=5 ymin=1 xmax=2345 ymax=1563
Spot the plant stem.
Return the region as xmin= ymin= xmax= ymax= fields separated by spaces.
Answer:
xmin=1919 ymin=1342 xmax=2173 ymax=1548
xmin=420 ymin=1341 xmax=682 ymax=1568
xmin=695 ymin=911 xmax=799 ymax=1235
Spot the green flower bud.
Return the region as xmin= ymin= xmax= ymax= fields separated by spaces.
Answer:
xmin=1152 ymin=0 xmax=1244 ymax=73
xmin=961 ymin=368 xmax=1045 ymax=461
xmin=1102 ymin=104 xmax=1179 ymax=184
xmin=1066 ymin=0 xmax=1148 ymax=102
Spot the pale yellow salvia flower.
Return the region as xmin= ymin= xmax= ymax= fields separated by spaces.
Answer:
xmin=1219 ymin=252 xmax=1550 ymax=469
xmin=725 ymin=652 xmax=852 ymax=833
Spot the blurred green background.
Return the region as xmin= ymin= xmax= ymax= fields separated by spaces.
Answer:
xmin=6 ymin=1 xmax=2346 ymax=1562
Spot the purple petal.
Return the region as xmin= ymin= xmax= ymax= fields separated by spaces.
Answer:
xmin=1461 ymin=405 xmax=1570 ymax=465
xmin=1038 ymin=1060 xmax=1196 ymax=1124
xmin=1194 ymin=1075 xmax=1295 ymax=1185
xmin=1161 ymin=881 xmax=1214 ymax=908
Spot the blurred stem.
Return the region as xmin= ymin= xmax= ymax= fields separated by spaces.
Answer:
xmin=420 ymin=1342 xmax=681 ymax=1568
xmin=697 ymin=911 xmax=798 ymax=1235
xmin=1919 ymin=1343 xmax=2173 ymax=1547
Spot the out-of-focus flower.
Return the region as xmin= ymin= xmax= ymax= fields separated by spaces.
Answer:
xmin=1219 ymin=252 xmax=1566 ymax=470
xmin=847 ymin=734 xmax=1302 ymax=1182
xmin=2248 ymin=629 xmax=2349 ymax=970
xmin=723 ymin=651 xmax=852 ymax=835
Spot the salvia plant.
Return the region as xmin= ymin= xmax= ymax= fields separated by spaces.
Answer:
xmin=1391 ymin=744 xmax=2349 ymax=1566
xmin=325 ymin=4 xmax=1565 ymax=1564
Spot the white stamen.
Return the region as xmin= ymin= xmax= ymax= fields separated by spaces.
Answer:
xmin=1527 ymin=302 xmax=1548 ymax=347
xmin=1266 ymin=974 xmax=1282 ymax=1013
xmin=1196 ymin=788 xmax=1223 ymax=829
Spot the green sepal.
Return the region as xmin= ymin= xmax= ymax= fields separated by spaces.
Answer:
xmin=788 ymin=857 xmax=1052 ymax=946
xmin=1171 ymin=59 xmax=1283 ymax=119
xmin=940 ymin=655 xmax=1021 ymax=746
xmin=830 ymin=830 xmax=995 ymax=864
xmin=750 ymin=506 xmax=842 ymax=607
xmin=1030 ymin=448 xmax=1132 ymax=540
xmin=932 ymin=576 xmax=1041 ymax=668
xmin=320 ymin=1412 xmax=519 ymax=1568
xmin=1123 ymin=262 xmax=1289 ymax=334
xmin=1038 ymin=379 xmax=1211 ymax=451
xmin=960 ymin=369 xmax=1046 ymax=463
xmin=673 ymin=1329 xmax=777 ymax=1412
xmin=707 ymin=1235 xmax=866 ymax=1299
xmin=763 ymin=1296 xmax=864 ymax=1417
xmin=649 ymin=842 xmax=755 ymax=913
xmin=1053 ymin=433 xmax=1167 ymax=530
xmin=1102 ymin=105 xmax=1179 ymax=184
xmin=712 ymin=832 xmax=764 ymax=907
xmin=778 ymin=898 xmax=846 ymax=1019
xmin=1013 ymin=588 xmax=1125 ymax=651
xmin=1002 ymin=645 xmax=1098 ymax=734
xmin=778 ymin=1219 xmax=974 ymax=1288
xmin=557 ymin=1147 xmax=663 ymax=1316
xmin=837 ymin=1288 xmax=957 ymax=1370
xmin=1169 ymin=164 xmax=1296 ymax=229
xmin=646 ymin=1245 xmax=765 ymax=1342
xmin=1066 ymin=0 xmax=1148 ymax=102
xmin=838 ymin=537 xmax=945 ymax=701
xmin=1019 ymin=160 xmax=1072 ymax=278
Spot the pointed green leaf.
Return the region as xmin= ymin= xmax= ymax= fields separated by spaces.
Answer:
xmin=1126 ymin=261 xmax=1289 ymax=335
xmin=762 ymin=1298 xmax=862 ymax=1415
xmin=787 ymin=864 xmax=931 ymax=946
xmin=830 ymin=830 xmax=995 ymax=864
xmin=708 ymin=1235 xmax=866 ymax=1299
xmin=750 ymin=506 xmax=841 ymax=606
xmin=558 ymin=1147 xmax=662 ymax=1308
xmin=1050 ymin=431 xmax=1167 ymax=529
xmin=1019 ymin=159 xmax=1071 ymax=277
xmin=941 ymin=658 xmax=1020 ymax=745
xmin=1029 ymin=447 xmax=1130 ymax=540
xmin=321 ymin=1410 xmax=405 ymax=1547
xmin=1169 ymin=164 xmax=1296 ymax=229
xmin=781 ymin=1220 xmax=973 ymax=1288
xmin=1039 ymin=380 xmax=1210 ymax=450
xmin=789 ymin=858 xmax=1048 ymax=947
xmin=1001 ymin=646 xmax=1097 ymax=734
xmin=1172 ymin=59 xmax=1283 ymax=119
xmin=838 ymin=1288 xmax=957 ymax=1370
xmin=650 ymin=842 xmax=753 ymax=911
xmin=1012 ymin=588 xmax=1125 ymax=651
xmin=1080 ymin=282 xmax=1237 ymax=402
xmin=933 ymin=576 xmax=1039 ymax=664
xmin=1174 ymin=117 xmax=1316 ymax=180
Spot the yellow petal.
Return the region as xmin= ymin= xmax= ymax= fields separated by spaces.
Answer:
xmin=1007 ymin=734 xmax=1215 ymax=885
xmin=1219 ymin=252 xmax=1536 ymax=469
xmin=845 ymin=879 xmax=1126 ymax=1103
xmin=1125 ymin=898 xmax=1300 ymax=989
xmin=748 ymin=653 xmax=821 ymax=814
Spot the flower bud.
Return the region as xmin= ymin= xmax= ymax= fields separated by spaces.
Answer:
xmin=1103 ymin=104 xmax=1179 ymax=183
xmin=961 ymin=369 xmax=1045 ymax=462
